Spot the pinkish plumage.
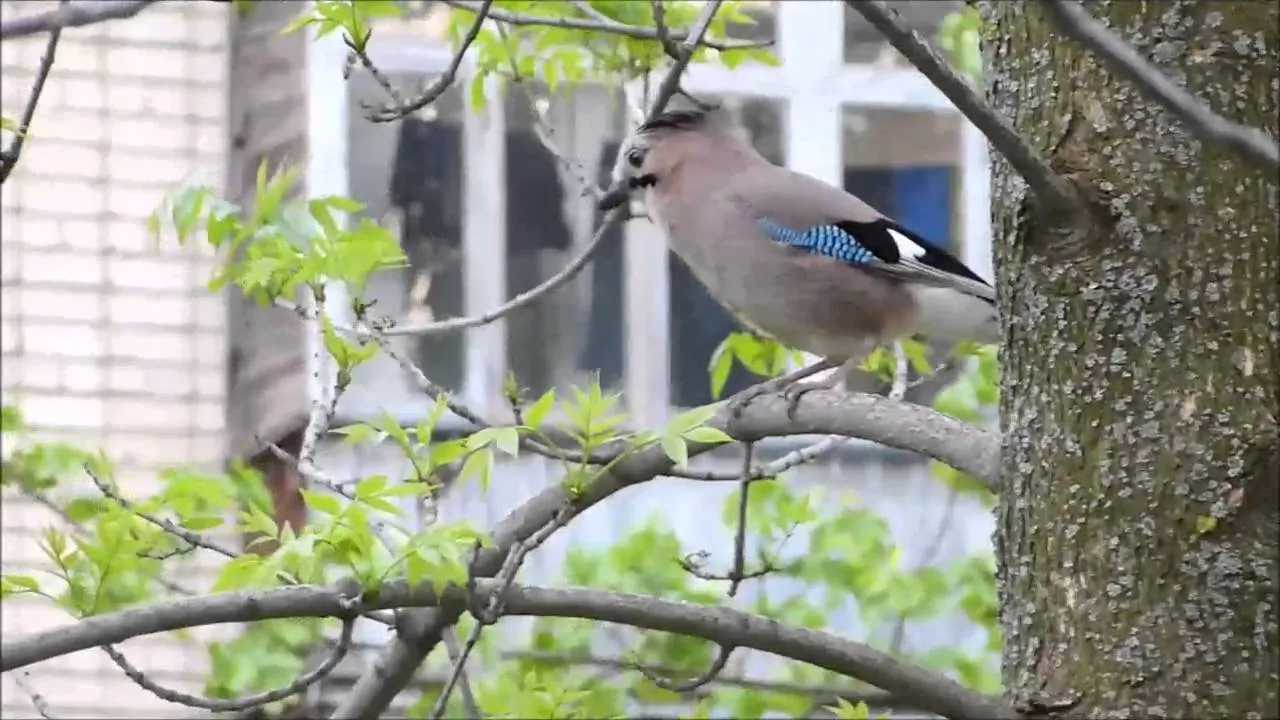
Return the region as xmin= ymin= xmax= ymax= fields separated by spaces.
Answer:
xmin=599 ymin=109 xmax=999 ymax=388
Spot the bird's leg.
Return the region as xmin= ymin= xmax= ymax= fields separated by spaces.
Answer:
xmin=780 ymin=348 xmax=874 ymax=420
xmin=725 ymin=358 xmax=840 ymax=421
xmin=780 ymin=371 xmax=844 ymax=420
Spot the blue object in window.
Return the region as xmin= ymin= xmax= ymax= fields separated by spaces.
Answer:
xmin=891 ymin=165 xmax=954 ymax=250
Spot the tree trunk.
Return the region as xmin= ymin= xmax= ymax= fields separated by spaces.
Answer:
xmin=982 ymin=1 xmax=1279 ymax=715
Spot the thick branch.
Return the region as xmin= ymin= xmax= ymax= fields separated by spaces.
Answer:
xmin=1041 ymin=0 xmax=1279 ymax=175
xmin=0 ymin=0 xmax=158 ymax=40
xmin=2 ymin=580 xmax=1014 ymax=720
xmin=330 ymin=389 xmax=996 ymax=719
xmin=845 ymin=0 xmax=1082 ymax=213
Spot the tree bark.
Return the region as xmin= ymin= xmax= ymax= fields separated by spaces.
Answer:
xmin=982 ymin=0 xmax=1279 ymax=716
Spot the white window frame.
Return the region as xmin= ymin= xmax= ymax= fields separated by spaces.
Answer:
xmin=304 ymin=0 xmax=993 ymax=428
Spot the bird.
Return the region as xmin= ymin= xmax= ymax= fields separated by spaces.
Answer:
xmin=597 ymin=108 xmax=999 ymax=416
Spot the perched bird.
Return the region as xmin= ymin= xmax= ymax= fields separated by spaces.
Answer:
xmin=597 ymin=109 xmax=998 ymax=414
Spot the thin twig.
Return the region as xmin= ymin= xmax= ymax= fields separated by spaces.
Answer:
xmin=101 ymin=616 xmax=357 ymax=712
xmin=887 ymin=487 xmax=958 ymax=655
xmin=11 ymin=671 xmax=57 ymax=719
xmin=1041 ymin=0 xmax=1278 ymax=175
xmin=442 ymin=0 xmax=770 ymax=51
xmin=0 ymin=0 xmax=68 ymax=185
xmin=637 ymin=642 xmax=736 ymax=693
xmin=647 ymin=0 xmax=725 ymax=120
xmin=87 ymin=468 xmax=241 ymax=561
xmin=728 ymin=441 xmax=757 ymax=598
xmin=650 ymin=0 xmax=683 ymax=59
xmin=507 ymin=648 xmax=924 ymax=710
xmin=430 ymin=509 xmax=573 ymax=719
xmin=21 ymin=489 xmax=197 ymax=596
xmin=0 ymin=0 xmax=156 ymax=40
xmin=295 ymin=290 xmax=339 ymax=473
xmin=362 ymin=0 xmax=494 ymax=122
xmin=845 ymin=0 xmax=1083 ymax=213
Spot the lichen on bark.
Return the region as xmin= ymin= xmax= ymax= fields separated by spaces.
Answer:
xmin=980 ymin=0 xmax=1279 ymax=716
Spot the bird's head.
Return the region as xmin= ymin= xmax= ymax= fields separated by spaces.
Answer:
xmin=597 ymin=109 xmax=712 ymax=212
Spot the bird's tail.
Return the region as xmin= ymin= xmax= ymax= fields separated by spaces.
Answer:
xmin=911 ymin=287 xmax=1000 ymax=345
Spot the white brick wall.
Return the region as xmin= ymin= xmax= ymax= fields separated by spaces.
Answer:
xmin=1 ymin=2 xmax=233 ymax=717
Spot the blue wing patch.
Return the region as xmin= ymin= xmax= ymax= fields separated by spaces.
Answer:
xmin=757 ymin=218 xmax=877 ymax=266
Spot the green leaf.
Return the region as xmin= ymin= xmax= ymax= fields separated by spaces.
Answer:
xmin=1 ymin=574 xmax=41 ymax=598
xmin=1 ymin=404 xmax=25 ymax=432
xmin=212 ymin=554 xmax=265 ymax=592
xmin=660 ymin=435 xmax=688 ymax=466
xmin=664 ymin=404 xmax=718 ymax=435
xmin=301 ymin=489 xmax=344 ymax=516
xmin=683 ymin=426 xmax=733 ymax=445
xmin=180 ymin=515 xmax=226 ymax=532
xmin=460 ymin=450 xmax=494 ymax=492
xmin=523 ymin=389 xmax=557 ymax=428
xmin=826 ymin=698 xmax=872 ymax=720
xmin=332 ymin=423 xmax=387 ymax=447
xmin=355 ymin=475 xmax=389 ymax=499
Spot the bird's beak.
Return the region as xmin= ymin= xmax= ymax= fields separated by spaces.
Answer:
xmin=597 ymin=182 xmax=630 ymax=212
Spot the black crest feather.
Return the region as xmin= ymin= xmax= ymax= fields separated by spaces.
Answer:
xmin=637 ymin=109 xmax=708 ymax=134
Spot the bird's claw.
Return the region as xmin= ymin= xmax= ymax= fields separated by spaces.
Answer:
xmin=781 ymin=381 xmax=823 ymax=420
xmin=726 ymin=383 xmax=772 ymax=421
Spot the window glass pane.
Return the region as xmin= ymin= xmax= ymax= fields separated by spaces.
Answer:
xmin=668 ymin=95 xmax=785 ymax=409
xmin=346 ymin=72 xmax=467 ymax=396
xmin=502 ymin=82 xmax=630 ymax=398
xmin=843 ymin=0 xmax=962 ymax=65
xmin=841 ymin=104 xmax=964 ymax=403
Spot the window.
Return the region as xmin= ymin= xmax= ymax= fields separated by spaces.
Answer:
xmin=503 ymin=83 xmax=629 ymax=398
xmin=346 ymin=74 xmax=468 ymax=394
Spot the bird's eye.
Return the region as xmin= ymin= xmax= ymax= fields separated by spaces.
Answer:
xmin=625 ymin=148 xmax=645 ymax=168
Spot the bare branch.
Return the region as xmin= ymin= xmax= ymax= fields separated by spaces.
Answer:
xmin=1041 ymin=0 xmax=1279 ymax=175
xmin=0 ymin=0 xmax=157 ymax=40
xmin=88 ymin=466 xmax=241 ymax=561
xmin=728 ymin=440 xmax=757 ymax=597
xmin=504 ymin=649 xmax=922 ymax=711
xmin=431 ymin=509 xmax=570 ymax=719
xmin=0 ymin=0 xmax=67 ymax=185
xmin=371 ymin=215 xmax=614 ymax=337
xmin=845 ymin=0 xmax=1083 ymax=213
xmin=649 ymin=0 xmax=684 ymax=60
xmin=442 ymin=0 xmax=771 ymax=52
xmin=11 ymin=671 xmax=57 ymax=719
xmin=637 ymin=642 xmax=736 ymax=694
xmin=21 ymin=488 xmax=198 ymax=596
xmin=100 ymin=615 xmax=355 ymax=712
xmin=2 ymin=579 xmax=1015 ymax=719
xmin=361 ymin=0 xmax=494 ymax=123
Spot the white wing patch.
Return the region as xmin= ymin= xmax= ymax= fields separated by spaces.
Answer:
xmin=887 ymin=228 xmax=927 ymax=260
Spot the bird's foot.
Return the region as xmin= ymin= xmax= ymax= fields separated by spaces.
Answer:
xmin=780 ymin=378 xmax=838 ymax=420
xmin=726 ymin=380 xmax=780 ymax=421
